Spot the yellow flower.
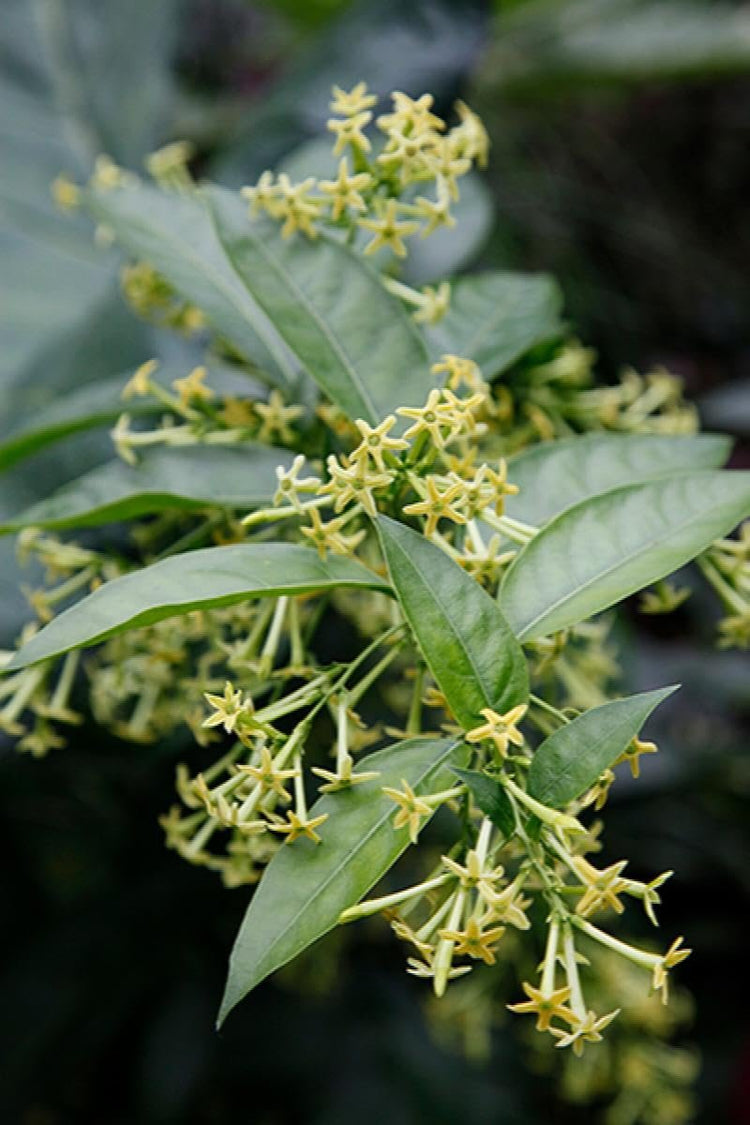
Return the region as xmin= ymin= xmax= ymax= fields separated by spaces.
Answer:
xmin=254 ymin=390 xmax=304 ymax=443
xmin=273 ymin=455 xmax=321 ymax=510
xmin=319 ymin=157 xmax=373 ymax=221
xmin=268 ymin=809 xmax=329 ymax=844
xmin=358 ymin=199 xmax=420 ymax=258
xmin=122 ymin=359 xmax=159 ymax=400
xmin=439 ymin=916 xmax=506 ymax=965
xmin=238 ymin=744 xmax=299 ymax=802
xmin=615 ymin=735 xmax=658 ymax=779
xmin=403 ymin=476 xmax=467 ymax=538
xmin=573 ymin=858 xmax=630 ymax=917
xmin=412 ymin=283 xmax=451 ymax=325
xmin=551 ymin=1008 xmax=620 ymax=1055
xmin=351 ymin=415 xmax=408 ymax=471
xmin=381 ymin=778 xmax=433 ymax=843
xmin=311 ymin=754 xmax=380 ymax=793
xmin=319 ymin=455 xmax=392 ymax=516
xmin=202 ymin=681 xmax=251 ymax=734
xmin=508 ymin=983 xmax=575 ymax=1032
xmin=652 ymin=937 xmax=691 ymax=1003
xmin=172 ymin=365 xmax=213 ymax=407
xmin=396 ymin=388 xmax=455 ymax=446
xmin=274 ymin=174 xmax=323 ymax=239
xmin=465 ymin=704 xmax=527 ymax=758
xmin=330 ymin=82 xmax=378 ymax=117
xmin=376 ymin=91 xmax=445 ymax=137
xmin=327 ymin=110 xmax=373 ymax=156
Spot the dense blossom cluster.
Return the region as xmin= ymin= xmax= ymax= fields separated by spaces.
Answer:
xmin=6 ymin=83 xmax=745 ymax=1123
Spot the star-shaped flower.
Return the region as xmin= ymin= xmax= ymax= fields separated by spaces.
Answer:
xmin=267 ymin=809 xmax=329 ymax=844
xmin=551 ymin=1008 xmax=620 ymax=1055
xmin=319 ymin=158 xmax=373 ymax=221
xmin=381 ymin=778 xmax=433 ymax=843
xmin=507 ymin=983 xmax=575 ymax=1032
xmin=465 ymin=704 xmax=527 ymax=759
xmin=403 ymin=476 xmax=467 ymax=538
xmin=351 ymin=415 xmax=408 ymax=472
xmin=237 ymin=744 xmax=299 ymax=801
xmin=439 ymin=916 xmax=506 ymax=965
xmin=358 ymin=199 xmax=419 ymax=258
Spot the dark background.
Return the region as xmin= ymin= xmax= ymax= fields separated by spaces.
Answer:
xmin=1 ymin=1 xmax=749 ymax=1122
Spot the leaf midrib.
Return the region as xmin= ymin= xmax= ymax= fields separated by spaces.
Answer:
xmin=231 ymin=223 xmax=380 ymax=425
xmin=386 ymin=531 xmax=495 ymax=715
xmin=224 ymin=738 xmax=458 ymax=1006
xmin=98 ymin=194 xmax=297 ymax=386
xmin=511 ymin=476 xmax=743 ymax=638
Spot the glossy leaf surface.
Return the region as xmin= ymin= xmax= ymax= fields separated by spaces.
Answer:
xmin=426 ymin=270 xmax=563 ymax=380
xmin=505 ymin=432 xmax=732 ymax=528
xmin=0 ymin=446 xmax=298 ymax=533
xmin=86 ymin=183 xmax=299 ymax=388
xmin=501 ymin=471 xmax=750 ymax=640
xmin=377 ymin=517 xmax=528 ymax=728
xmin=219 ymin=735 xmax=463 ymax=1025
xmin=6 ymin=545 xmax=387 ymax=670
xmin=208 ymin=186 xmax=433 ymax=425
xmin=527 ymin=687 xmax=678 ymax=808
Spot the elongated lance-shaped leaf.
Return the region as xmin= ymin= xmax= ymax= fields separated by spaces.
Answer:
xmin=451 ymin=768 xmax=515 ymax=839
xmin=0 ymin=373 xmax=160 ymax=473
xmin=377 ymin=517 xmax=528 ymax=728
xmin=527 ymin=687 xmax=678 ymax=808
xmin=85 ymin=183 xmax=299 ymax=388
xmin=501 ymin=470 xmax=750 ymax=641
xmin=207 ymin=186 xmax=433 ymax=425
xmin=426 ymin=270 xmax=564 ymax=380
xmin=504 ymin=432 xmax=732 ymax=528
xmin=219 ymin=735 xmax=464 ymax=1026
xmin=0 ymin=360 xmax=268 ymax=474
xmin=5 ymin=545 xmax=388 ymax=670
xmin=0 ymin=446 xmax=300 ymax=534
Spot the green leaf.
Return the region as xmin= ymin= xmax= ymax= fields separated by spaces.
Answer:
xmin=527 ymin=686 xmax=678 ymax=808
xmin=426 ymin=270 xmax=564 ymax=380
xmin=207 ymin=186 xmax=433 ymax=425
xmin=0 ymin=445 xmax=299 ymax=533
xmin=85 ymin=183 xmax=299 ymax=389
xmin=219 ymin=735 xmax=463 ymax=1026
xmin=0 ymin=372 xmax=164 ymax=473
xmin=504 ymin=432 xmax=733 ymax=527
xmin=501 ymin=470 xmax=750 ymax=641
xmin=377 ymin=516 xmax=528 ymax=729
xmin=5 ymin=545 xmax=388 ymax=670
xmin=451 ymin=768 xmax=515 ymax=839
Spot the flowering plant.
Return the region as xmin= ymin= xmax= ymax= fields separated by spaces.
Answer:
xmin=2 ymin=85 xmax=749 ymax=1103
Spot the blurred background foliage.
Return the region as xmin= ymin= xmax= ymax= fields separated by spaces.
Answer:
xmin=1 ymin=0 xmax=749 ymax=1121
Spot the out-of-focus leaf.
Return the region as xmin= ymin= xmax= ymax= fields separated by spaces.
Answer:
xmin=218 ymin=735 xmax=463 ymax=1025
xmin=377 ymin=516 xmax=528 ymax=728
xmin=0 ymin=0 xmax=179 ymax=391
xmin=85 ymin=183 xmax=300 ymax=389
xmin=501 ymin=471 xmax=750 ymax=640
xmin=426 ymin=270 xmax=564 ymax=379
xmin=505 ymin=432 xmax=732 ymax=527
xmin=209 ymin=186 xmax=433 ymax=424
xmin=488 ymin=0 xmax=750 ymax=92
xmin=0 ymin=445 xmax=299 ymax=533
xmin=527 ymin=686 xmax=677 ymax=807
xmin=5 ymin=545 xmax=388 ymax=670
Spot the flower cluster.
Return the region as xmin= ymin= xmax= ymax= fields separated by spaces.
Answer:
xmin=239 ymin=86 xmax=488 ymax=324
